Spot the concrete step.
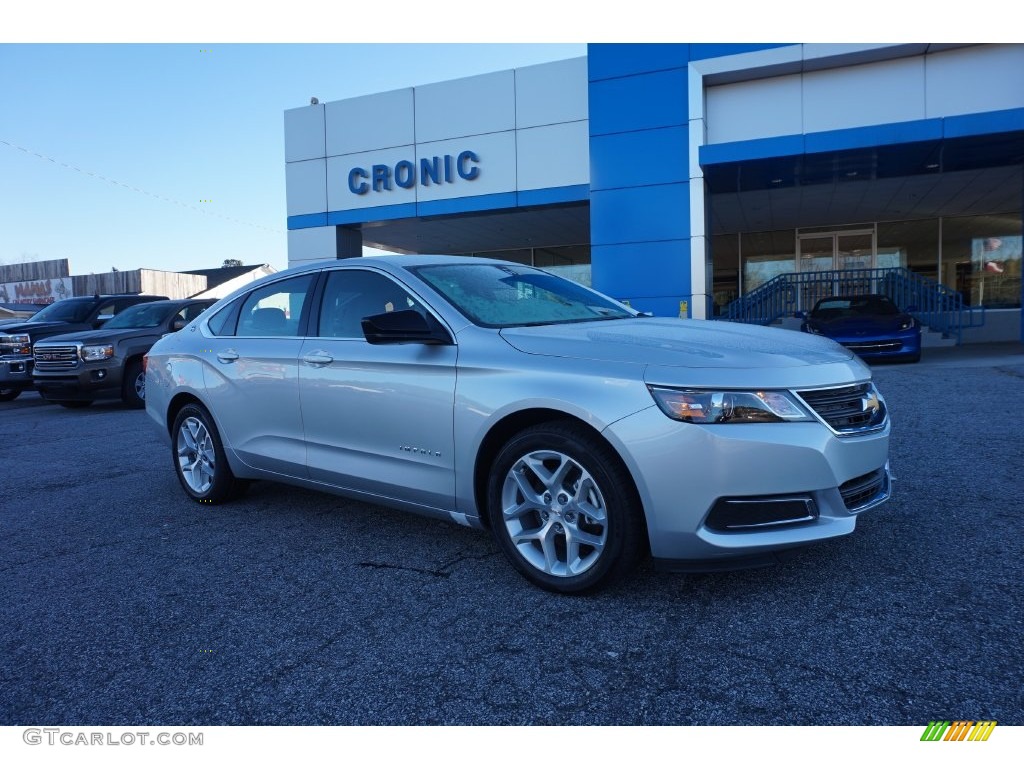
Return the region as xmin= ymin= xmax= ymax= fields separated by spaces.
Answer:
xmin=921 ymin=328 xmax=958 ymax=348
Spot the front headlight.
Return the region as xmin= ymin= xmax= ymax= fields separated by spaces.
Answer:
xmin=805 ymin=323 xmax=822 ymax=335
xmin=648 ymin=386 xmax=814 ymax=424
xmin=81 ymin=344 xmax=114 ymax=361
xmin=899 ymin=317 xmax=915 ymax=331
xmin=3 ymin=334 xmax=32 ymax=354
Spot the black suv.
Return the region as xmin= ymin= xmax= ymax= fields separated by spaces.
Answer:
xmin=32 ymin=299 xmax=215 ymax=408
xmin=0 ymin=294 xmax=168 ymax=401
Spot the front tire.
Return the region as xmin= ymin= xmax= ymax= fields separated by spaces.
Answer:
xmin=0 ymin=387 xmax=21 ymax=402
xmin=171 ymin=403 xmax=247 ymax=503
xmin=122 ymin=359 xmax=146 ymax=408
xmin=486 ymin=422 xmax=645 ymax=594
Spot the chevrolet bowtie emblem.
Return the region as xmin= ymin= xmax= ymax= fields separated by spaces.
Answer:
xmin=861 ymin=391 xmax=880 ymax=414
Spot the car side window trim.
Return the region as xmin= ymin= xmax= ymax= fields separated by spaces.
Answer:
xmin=229 ymin=271 xmax=320 ymax=339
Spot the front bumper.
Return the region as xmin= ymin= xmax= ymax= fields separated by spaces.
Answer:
xmin=829 ymin=328 xmax=921 ymax=361
xmin=34 ymin=365 xmax=124 ymax=400
xmin=0 ymin=356 xmax=34 ymax=388
xmin=604 ymin=406 xmax=892 ymax=564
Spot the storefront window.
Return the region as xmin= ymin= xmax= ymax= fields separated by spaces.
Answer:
xmin=740 ymin=230 xmax=796 ymax=292
xmin=533 ymin=245 xmax=592 ymax=287
xmin=711 ymin=234 xmax=739 ymax=315
xmin=943 ymin=214 xmax=1022 ymax=308
xmin=877 ymin=219 xmax=938 ymax=281
xmin=467 ymin=245 xmax=592 ymax=286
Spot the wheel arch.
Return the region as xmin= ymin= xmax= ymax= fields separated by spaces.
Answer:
xmin=472 ymin=408 xmax=648 ymax=544
xmin=166 ymin=391 xmax=206 ymax=437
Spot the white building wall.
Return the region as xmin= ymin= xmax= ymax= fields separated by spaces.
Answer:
xmin=287 ymin=226 xmax=338 ymax=266
xmin=284 ymin=57 xmax=590 ymax=264
xmin=703 ymin=44 xmax=1024 ymax=146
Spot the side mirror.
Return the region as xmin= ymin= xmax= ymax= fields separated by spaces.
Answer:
xmin=171 ymin=318 xmax=187 ymax=332
xmin=361 ymin=309 xmax=452 ymax=346
xmin=794 ymin=311 xmax=807 ymax=320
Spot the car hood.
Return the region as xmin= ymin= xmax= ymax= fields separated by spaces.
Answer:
xmin=0 ymin=321 xmax=93 ymax=336
xmin=34 ymin=328 xmax=160 ymax=346
xmin=499 ymin=318 xmax=854 ymax=369
xmin=811 ymin=315 xmax=910 ymax=335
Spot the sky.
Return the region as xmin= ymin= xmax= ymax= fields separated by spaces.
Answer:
xmin=0 ymin=42 xmax=586 ymax=277
xmin=1 ymin=2 xmax=1009 ymax=279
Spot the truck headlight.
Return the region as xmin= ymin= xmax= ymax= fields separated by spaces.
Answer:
xmin=81 ymin=344 xmax=114 ymax=361
xmin=648 ymin=386 xmax=814 ymax=424
xmin=1 ymin=333 xmax=32 ymax=355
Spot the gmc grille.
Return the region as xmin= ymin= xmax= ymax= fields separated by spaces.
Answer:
xmin=34 ymin=345 xmax=80 ymax=370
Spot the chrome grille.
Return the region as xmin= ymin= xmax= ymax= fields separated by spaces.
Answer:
xmin=34 ymin=345 xmax=80 ymax=370
xmin=840 ymin=468 xmax=887 ymax=511
xmin=796 ymin=382 xmax=886 ymax=435
xmin=841 ymin=340 xmax=903 ymax=353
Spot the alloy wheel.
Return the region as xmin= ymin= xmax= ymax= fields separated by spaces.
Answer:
xmin=177 ymin=416 xmax=215 ymax=494
xmin=500 ymin=449 xmax=608 ymax=578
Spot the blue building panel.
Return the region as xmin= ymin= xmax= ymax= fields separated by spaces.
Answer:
xmin=804 ymin=120 xmax=944 ymax=154
xmin=590 ymin=127 xmax=689 ymax=191
xmin=589 ymin=69 xmax=688 ymax=136
xmin=287 ymin=212 xmax=329 ymax=230
xmin=517 ymin=184 xmax=590 ymax=207
xmin=943 ymin=107 xmax=1024 ymax=138
xmin=591 ymin=240 xmax=691 ymax=301
xmin=327 ymin=203 xmax=416 ymax=226
xmin=416 ymin=192 xmax=518 ymax=218
xmin=588 ymin=44 xmax=689 ymax=81
xmin=699 ymin=135 xmax=806 ymax=166
xmin=590 ymin=183 xmax=691 ymax=246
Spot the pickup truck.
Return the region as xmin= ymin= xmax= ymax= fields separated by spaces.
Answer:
xmin=0 ymin=294 xmax=168 ymax=401
xmin=32 ymin=298 xmax=214 ymax=408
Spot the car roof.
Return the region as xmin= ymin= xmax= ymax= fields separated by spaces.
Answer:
xmin=120 ymin=298 xmax=215 ymax=307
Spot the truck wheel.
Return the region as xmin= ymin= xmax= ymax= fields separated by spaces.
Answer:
xmin=0 ymin=388 xmax=21 ymax=402
xmin=122 ymin=360 xmax=146 ymax=408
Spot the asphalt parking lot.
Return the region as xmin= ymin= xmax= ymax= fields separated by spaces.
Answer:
xmin=2 ymin=343 xmax=1023 ymax=726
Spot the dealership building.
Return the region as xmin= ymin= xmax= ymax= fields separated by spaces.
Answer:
xmin=284 ymin=43 xmax=1024 ymax=342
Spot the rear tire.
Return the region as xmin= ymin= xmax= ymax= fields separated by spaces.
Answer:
xmin=122 ymin=359 xmax=146 ymax=408
xmin=171 ymin=403 xmax=248 ymax=503
xmin=486 ymin=421 xmax=645 ymax=594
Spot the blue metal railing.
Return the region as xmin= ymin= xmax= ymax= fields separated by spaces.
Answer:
xmin=723 ymin=267 xmax=985 ymax=344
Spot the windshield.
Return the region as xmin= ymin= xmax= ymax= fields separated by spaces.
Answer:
xmin=28 ymin=298 xmax=96 ymax=324
xmin=103 ymin=303 xmax=176 ymax=329
xmin=412 ymin=263 xmax=633 ymax=328
xmin=811 ymin=295 xmax=900 ymax=320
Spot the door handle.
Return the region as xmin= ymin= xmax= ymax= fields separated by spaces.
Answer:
xmin=216 ymin=350 xmax=239 ymax=364
xmin=303 ymin=351 xmax=334 ymax=366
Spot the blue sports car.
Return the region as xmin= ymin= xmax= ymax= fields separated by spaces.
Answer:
xmin=799 ymin=294 xmax=921 ymax=363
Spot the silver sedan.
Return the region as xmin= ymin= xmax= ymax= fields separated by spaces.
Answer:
xmin=145 ymin=255 xmax=891 ymax=593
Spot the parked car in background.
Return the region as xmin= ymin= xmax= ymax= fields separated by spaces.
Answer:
xmin=0 ymin=294 xmax=169 ymax=401
xmin=797 ymin=294 xmax=921 ymax=364
xmin=145 ymin=256 xmax=891 ymax=594
xmin=33 ymin=299 xmax=214 ymax=408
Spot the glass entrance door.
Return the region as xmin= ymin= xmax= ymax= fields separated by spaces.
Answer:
xmin=796 ymin=229 xmax=876 ymax=309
